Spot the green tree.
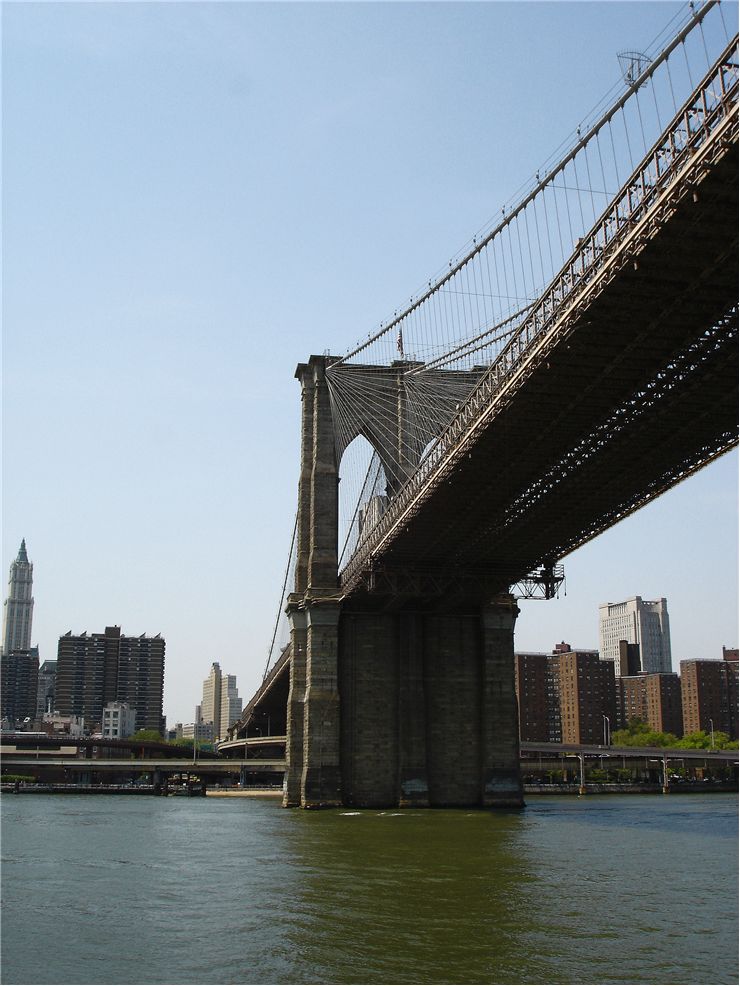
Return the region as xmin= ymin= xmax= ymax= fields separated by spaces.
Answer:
xmin=130 ymin=729 xmax=164 ymax=743
xmin=166 ymin=737 xmax=214 ymax=753
xmin=676 ymin=730 xmax=735 ymax=750
xmin=611 ymin=722 xmax=679 ymax=748
xmin=675 ymin=730 xmax=711 ymax=749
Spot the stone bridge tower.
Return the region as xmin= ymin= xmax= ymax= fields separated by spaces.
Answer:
xmin=283 ymin=355 xmax=523 ymax=809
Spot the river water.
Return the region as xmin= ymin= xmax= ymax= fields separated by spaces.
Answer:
xmin=1 ymin=793 xmax=736 ymax=985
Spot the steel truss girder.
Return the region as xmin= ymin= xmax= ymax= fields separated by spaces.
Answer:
xmin=495 ymin=306 xmax=738 ymax=537
xmin=353 ymin=559 xmax=566 ymax=602
xmin=341 ymin=43 xmax=739 ymax=595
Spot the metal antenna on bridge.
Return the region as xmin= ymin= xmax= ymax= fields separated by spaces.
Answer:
xmin=618 ymin=51 xmax=652 ymax=87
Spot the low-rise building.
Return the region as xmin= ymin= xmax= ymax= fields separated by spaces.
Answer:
xmin=102 ymin=702 xmax=137 ymax=739
xmin=181 ymin=721 xmax=214 ymax=742
xmin=41 ymin=713 xmax=86 ymax=737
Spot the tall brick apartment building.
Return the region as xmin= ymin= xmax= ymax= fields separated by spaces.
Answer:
xmin=56 ymin=626 xmax=165 ymax=734
xmin=680 ymin=658 xmax=738 ymax=739
xmin=618 ymin=673 xmax=683 ymax=735
xmin=0 ymin=647 xmax=39 ymax=726
xmin=556 ymin=650 xmax=616 ymax=744
xmin=514 ymin=653 xmax=550 ymax=742
xmin=515 ymin=646 xmax=615 ymax=745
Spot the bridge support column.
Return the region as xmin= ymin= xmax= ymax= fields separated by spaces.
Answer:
xmin=480 ymin=595 xmax=524 ymax=808
xmin=283 ymin=356 xmax=342 ymax=808
xmin=301 ymin=597 xmax=342 ymax=807
xmin=283 ymin=599 xmax=307 ymax=807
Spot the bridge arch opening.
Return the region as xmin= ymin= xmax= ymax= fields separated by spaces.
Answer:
xmin=338 ymin=433 xmax=388 ymax=571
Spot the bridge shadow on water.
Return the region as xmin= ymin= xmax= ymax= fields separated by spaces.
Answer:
xmin=278 ymin=807 xmax=535 ymax=985
xmin=266 ymin=796 xmax=737 ymax=986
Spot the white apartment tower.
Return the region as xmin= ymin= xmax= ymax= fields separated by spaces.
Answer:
xmin=201 ymin=662 xmax=243 ymax=741
xmin=2 ymin=540 xmax=34 ymax=655
xmin=599 ymin=596 xmax=672 ymax=676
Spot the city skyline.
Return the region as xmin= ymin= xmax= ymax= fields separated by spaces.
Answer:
xmin=3 ymin=1 xmax=738 ymax=727
xmin=5 ymin=451 xmax=737 ymax=730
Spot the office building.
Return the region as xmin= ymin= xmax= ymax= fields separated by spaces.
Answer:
xmin=0 ymin=540 xmax=41 ymax=727
xmin=200 ymin=662 xmax=243 ymax=741
xmin=2 ymin=540 xmax=34 ymax=655
xmin=599 ymin=596 xmax=671 ymax=675
xmin=219 ymin=674 xmax=242 ymax=738
xmin=56 ymin=626 xmax=165 ymax=734
xmin=102 ymin=702 xmax=137 ymax=739
xmin=680 ymin=659 xmax=738 ymax=740
xmin=201 ymin=663 xmax=222 ymax=732
xmin=617 ymin=641 xmax=642 ymax=677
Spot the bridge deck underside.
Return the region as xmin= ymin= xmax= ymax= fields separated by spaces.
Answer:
xmin=354 ymin=143 xmax=738 ymax=604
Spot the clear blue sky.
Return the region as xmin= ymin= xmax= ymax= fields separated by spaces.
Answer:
xmin=3 ymin=1 xmax=737 ymax=728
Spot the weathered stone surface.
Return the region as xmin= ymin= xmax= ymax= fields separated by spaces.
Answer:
xmin=398 ymin=612 xmax=429 ymax=807
xmin=282 ymin=599 xmax=306 ymax=808
xmin=340 ymin=611 xmax=399 ymax=807
xmin=480 ymin=596 xmax=524 ymax=807
xmin=301 ymin=599 xmax=342 ymax=807
xmin=286 ymin=356 xmax=523 ymax=809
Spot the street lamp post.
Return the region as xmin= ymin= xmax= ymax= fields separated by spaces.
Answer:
xmin=709 ymin=718 xmax=715 ymax=749
xmin=602 ymin=715 xmax=611 ymax=747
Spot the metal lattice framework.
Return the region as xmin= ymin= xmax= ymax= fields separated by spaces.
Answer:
xmin=340 ymin=30 xmax=738 ymax=597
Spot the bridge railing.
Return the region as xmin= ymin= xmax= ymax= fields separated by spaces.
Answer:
xmin=340 ymin=36 xmax=738 ymax=591
xmin=229 ymin=642 xmax=292 ymax=739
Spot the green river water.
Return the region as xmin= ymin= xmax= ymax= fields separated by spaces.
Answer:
xmin=1 ymin=793 xmax=737 ymax=985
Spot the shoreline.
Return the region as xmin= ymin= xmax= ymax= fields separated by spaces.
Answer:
xmin=2 ymin=782 xmax=735 ymax=797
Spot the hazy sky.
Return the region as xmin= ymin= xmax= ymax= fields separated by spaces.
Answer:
xmin=3 ymin=1 xmax=738 ymax=728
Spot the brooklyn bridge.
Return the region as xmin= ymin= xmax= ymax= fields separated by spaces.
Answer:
xmin=228 ymin=2 xmax=738 ymax=809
